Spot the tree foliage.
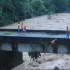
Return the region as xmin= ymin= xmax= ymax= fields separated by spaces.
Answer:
xmin=0 ymin=0 xmax=70 ymax=26
xmin=28 ymin=51 xmax=41 ymax=61
xmin=0 ymin=0 xmax=25 ymax=26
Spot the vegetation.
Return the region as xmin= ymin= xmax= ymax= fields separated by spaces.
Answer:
xmin=40 ymin=40 xmax=50 ymax=53
xmin=28 ymin=51 xmax=41 ymax=61
xmin=0 ymin=0 xmax=25 ymax=26
xmin=0 ymin=0 xmax=70 ymax=26
xmin=3 ymin=31 xmax=13 ymax=35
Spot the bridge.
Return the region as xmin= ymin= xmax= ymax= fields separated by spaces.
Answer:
xmin=0 ymin=29 xmax=70 ymax=53
xmin=0 ymin=29 xmax=70 ymax=70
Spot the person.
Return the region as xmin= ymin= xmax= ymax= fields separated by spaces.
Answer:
xmin=51 ymin=39 xmax=57 ymax=45
xmin=21 ymin=23 xmax=23 ymax=33
xmin=51 ymin=39 xmax=58 ymax=53
xmin=23 ymin=25 xmax=26 ymax=32
xmin=18 ymin=22 xmax=21 ymax=33
xmin=66 ymin=26 xmax=70 ymax=38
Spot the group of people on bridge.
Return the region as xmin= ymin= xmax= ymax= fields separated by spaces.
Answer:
xmin=18 ymin=22 xmax=26 ymax=33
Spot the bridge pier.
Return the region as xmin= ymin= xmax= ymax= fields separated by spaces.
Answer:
xmin=0 ymin=42 xmax=2 ymax=51
xmin=66 ymin=45 xmax=70 ymax=54
xmin=11 ymin=42 xmax=18 ymax=52
xmin=52 ymin=45 xmax=58 ymax=53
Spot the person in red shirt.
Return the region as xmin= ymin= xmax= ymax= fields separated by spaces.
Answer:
xmin=23 ymin=25 xmax=26 ymax=32
xmin=66 ymin=26 xmax=70 ymax=38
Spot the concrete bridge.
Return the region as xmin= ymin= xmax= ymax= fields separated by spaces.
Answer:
xmin=0 ymin=29 xmax=70 ymax=53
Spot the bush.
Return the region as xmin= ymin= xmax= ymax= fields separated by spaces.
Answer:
xmin=28 ymin=51 xmax=41 ymax=61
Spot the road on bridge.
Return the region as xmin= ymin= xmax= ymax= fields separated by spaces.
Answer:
xmin=0 ymin=31 xmax=68 ymax=38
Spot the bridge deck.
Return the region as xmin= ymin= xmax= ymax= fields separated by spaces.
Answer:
xmin=0 ymin=31 xmax=67 ymax=38
xmin=0 ymin=30 xmax=69 ymax=44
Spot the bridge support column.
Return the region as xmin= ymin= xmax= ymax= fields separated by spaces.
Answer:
xmin=67 ymin=45 xmax=70 ymax=54
xmin=0 ymin=42 xmax=2 ymax=51
xmin=52 ymin=45 xmax=58 ymax=53
xmin=11 ymin=42 xmax=18 ymax=52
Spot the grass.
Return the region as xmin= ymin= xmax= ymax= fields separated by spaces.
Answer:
xmin=2 ymin=31 xmax=13 ymax=35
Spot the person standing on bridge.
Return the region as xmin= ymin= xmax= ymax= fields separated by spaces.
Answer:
xmin=23 ymin=25 xmax=26 ymax=32
xmin=66 ymin=26 xmax=70 ymax=38
xmin=51 ymin=39 xmax=58 ymax=53
xmin=21 ymin=23 xmax=26 ymax=33
xmin=18 ymin=22 xmax=21 ymax=33
xmin=21 ymin=23 xmax=24 ymax=33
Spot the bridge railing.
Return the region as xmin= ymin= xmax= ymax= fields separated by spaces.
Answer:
xmin=0 ymin=29 xmax=66 ymax=34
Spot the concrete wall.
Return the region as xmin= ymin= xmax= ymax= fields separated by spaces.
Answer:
xmin=0 ymin=43 xmax=69 ymax=54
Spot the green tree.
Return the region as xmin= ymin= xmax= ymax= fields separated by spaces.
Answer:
xmin=0 ymin=0 xmax=70 ymax=26
xmin=0 ymin=0 xmax=25 ymax=26
xmin=30 ymin=0 xmax=47 ymax=16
